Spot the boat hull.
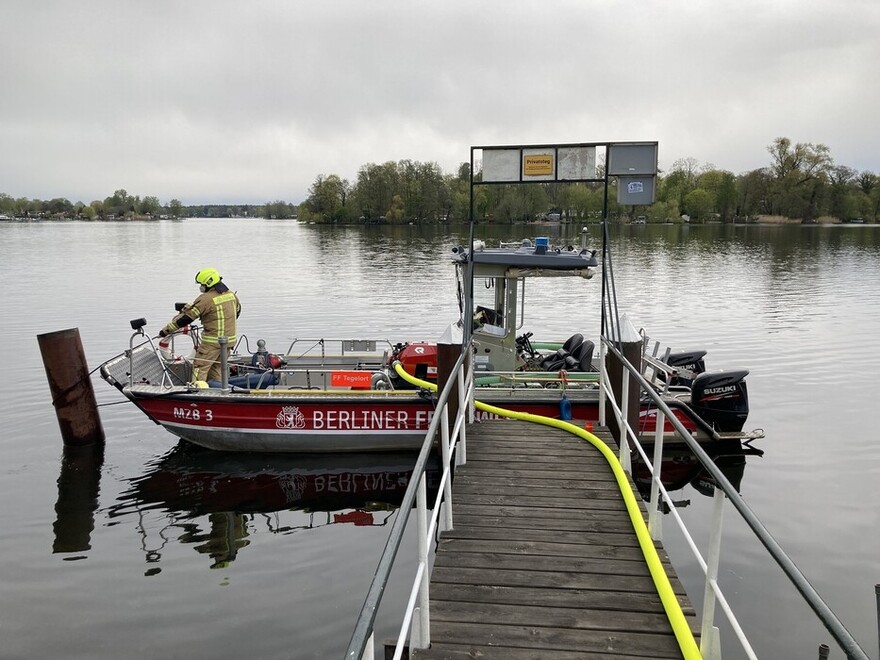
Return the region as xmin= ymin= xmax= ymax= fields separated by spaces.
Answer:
xmin=126 ymin=387 xmax=702 ymax=453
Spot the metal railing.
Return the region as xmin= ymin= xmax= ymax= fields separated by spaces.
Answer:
xmin=345 ymin=345 xmax=474 ymax=660
xmin=598 ymin=336 xmax=872 ymax=660
xmin=342 ymin=332 xmax=872 ymax=659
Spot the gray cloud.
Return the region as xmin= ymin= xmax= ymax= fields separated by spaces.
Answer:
xmin=2 ymin=0 xmax=878 ymax=204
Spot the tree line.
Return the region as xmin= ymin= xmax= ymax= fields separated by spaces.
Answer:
xmin=0 ymin=189 xmax=297 ymax=220
xmin=2 ymin=137 xmax=877 ymax=224
xmin=300 ymin=138 xmax=878 ymax=224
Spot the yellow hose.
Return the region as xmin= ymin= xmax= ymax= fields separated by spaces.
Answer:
xmin=395 ymin=362 xmax=701 ymax=659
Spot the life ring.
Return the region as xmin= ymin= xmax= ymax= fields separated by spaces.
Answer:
xmin=158 ymin=334 xmax=196 ymax=363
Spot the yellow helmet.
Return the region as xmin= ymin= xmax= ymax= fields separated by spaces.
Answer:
xmin=195 ymin=268 xmax=221 ymax=288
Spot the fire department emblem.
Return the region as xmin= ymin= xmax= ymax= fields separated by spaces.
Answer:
xmin=279 ymin=474 xmax=308 ymax=502
xmin=276 ymin=405 xmax=306 ymax=429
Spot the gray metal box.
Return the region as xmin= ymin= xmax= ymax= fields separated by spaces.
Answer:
xmin=608 ymin=143 xmax=658 ymax=176
xmin=617 ymin=176 xmax=657 ymax=204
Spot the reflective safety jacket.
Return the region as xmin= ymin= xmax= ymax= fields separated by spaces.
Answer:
xmin=163 ymin=282 xmax=241 ymax=344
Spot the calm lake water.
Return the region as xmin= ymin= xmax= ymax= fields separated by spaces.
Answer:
xmin=1 ymin=218 xmax=879 ymax=659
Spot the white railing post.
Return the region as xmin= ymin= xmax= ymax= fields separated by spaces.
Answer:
xmin=618 ymin=368 xmax=631 ymax=474
xmin=457 ymin=363 xmax=467 ymax=466
xmin=411 ymin=474 xmax=430 ymax=649
xmin=360 ymin=632 xmax=374 ymax=660
xmin=440 ymin=405 xmax=453 ymax=530
xmin=598 ymin=340 xmax=606 ymax=427
xmin=874 ymin=584 xmax=880 ymax=658
xmin=700 ymin=485 xmax=726 ymax=660
xmin=648 ymin=409 xmax=665 ymax=541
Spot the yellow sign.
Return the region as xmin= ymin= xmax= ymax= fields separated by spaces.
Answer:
xmin=523 ymin=154 xmax=553 ymax=176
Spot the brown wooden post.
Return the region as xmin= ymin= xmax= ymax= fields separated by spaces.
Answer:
xmin=436 ymin=341 xmax=462 ymax=424
xmin=38 ymin=328 xmax=105 ymax=447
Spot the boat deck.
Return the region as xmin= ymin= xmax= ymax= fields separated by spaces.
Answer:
xmin=412 ymin=420 xmax=698 ymax=659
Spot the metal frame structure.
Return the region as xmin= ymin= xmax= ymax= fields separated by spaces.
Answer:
xmin=466 ymin=141 xmax=657 ymax=349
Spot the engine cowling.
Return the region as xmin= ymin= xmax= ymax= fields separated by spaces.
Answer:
xmin=392 ymin=342 xmax=438 ymax=385
xmin=690 ymin=369 xmax=749 ymax=432
xmin=664 ymin=350 xmax=707 ymax=387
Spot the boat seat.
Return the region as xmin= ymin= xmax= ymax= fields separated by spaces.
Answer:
xmin=541 ymin=333 xmax=584 ymax=371
xmin=564 ymin=339 xmax=595 ymax=372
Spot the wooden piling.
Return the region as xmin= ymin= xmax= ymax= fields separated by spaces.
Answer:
xmin=436 ymin=342 xmax=463 ymax=423
xmin=38 ymin=328 xmax=105 ymax=447
xmin=604 ymin=339 xmax=642 ymax=443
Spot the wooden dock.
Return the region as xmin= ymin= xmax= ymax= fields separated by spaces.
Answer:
xmin=412 ymin=419 xmax=698 ymax=659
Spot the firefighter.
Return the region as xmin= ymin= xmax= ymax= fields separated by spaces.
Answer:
xmin=159 ymin=268 xmax=241 ymax=383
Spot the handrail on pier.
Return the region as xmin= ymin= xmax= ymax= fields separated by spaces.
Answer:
xmin=345 ymin=345 xmax=472 ymax=660
xmin=345 ymin=334 xmax=871 ymax=660
xmin=600 ymin=337 xmax=871 ymax=660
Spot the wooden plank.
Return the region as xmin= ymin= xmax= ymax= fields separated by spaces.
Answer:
xmin=420 ymin=620 xmax=684 ymax=658
xmin=427 ymin=599 xmax=691 ymax=633
xmin=429 ymin=584 xmax=687 ymax=618
xmin=430 ymin=565 xmax=691 ymax=600
xmin=432 ymin=551 xmax=682 ymax=583
xmin=437 ymin=527 xmax=644 ymax=548
xmin=451 ymin=514 xmax=636 ymax=533
xmin=452 ymin=503 xmax=633 ymax=521
xmin=435 ymin=538 xmax=648 ymax=562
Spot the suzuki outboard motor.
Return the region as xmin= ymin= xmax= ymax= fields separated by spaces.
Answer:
xmin=663 ymin=350 xmax=707 ymax=387
xmin=690 ymin=369 xmax=749 ymax=432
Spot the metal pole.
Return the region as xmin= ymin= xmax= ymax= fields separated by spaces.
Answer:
xmin=620 ymin=369 xmax=629 ymax=449
xmin=218 ymin=336 xmax=229 ymax=391
xmin=875 ymin=584 xmax=879 ymax=660
xmin=700 ymin=486 xmax=726 ymax=660
xmin=440 ymin=405 xmax=453 ymax=530
xmin=415 ymin=475 xmax=430 ymax=648
xmin=456 ymin=364 xmax=467 ymax=466
xmin=648 ymin=409 xmax=665 ymax=541
xmin=598 ymin=341 xmax=606 ymax=427
xmin=361 ymin=633 xmax=374 ymax=660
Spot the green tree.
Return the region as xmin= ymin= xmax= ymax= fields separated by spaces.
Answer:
xmin=302 ymin=174 xmax=350 ymax=223
xmin=141 ymin=196 xmax=161 ymax=216
xmin=766 ymin=137 xmax=832 ymax=221
xmin=168 ymin=199 xmax=183 ymax=218
xmin=683 ymin=188 xmax=713 ymax=221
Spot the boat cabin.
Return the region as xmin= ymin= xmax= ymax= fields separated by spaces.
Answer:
xmin=453 ymin=235 xmax=598 ymax=373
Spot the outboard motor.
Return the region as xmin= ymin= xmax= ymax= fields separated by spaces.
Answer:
xmin=690 ymin=369 xmax=749 ymax=432
xmin=663 ymin=350 xmax=707 ymax=387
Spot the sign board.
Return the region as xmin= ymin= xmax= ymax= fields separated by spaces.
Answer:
xmin=617 ymin=176 xmax=656 ymax=204
xmin=608 ymin=143 xmax=658 ymax=175
xmin=523 ymin=153 xmax=553 ymax=176
xmin=558 ymin=147 xmax=596 ymax=180
xmin=330 ymin=371 xmax=373 ymax=389
xmin=482 ymin=149 xmax=521 ymax=182
xmin=482 ymin=146 xmax=596 ymax=183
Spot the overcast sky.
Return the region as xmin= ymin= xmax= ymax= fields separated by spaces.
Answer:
xmin=2 ymin=1 xmax=878 ymax=205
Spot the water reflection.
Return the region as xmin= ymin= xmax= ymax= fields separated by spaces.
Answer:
xmin=103 ymin=444 xmax=438 ymax=573
xmin=53 ymin=444 xmax=104 ymax=556
xmin=631 ymin=441 xmax=762 ymax=511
